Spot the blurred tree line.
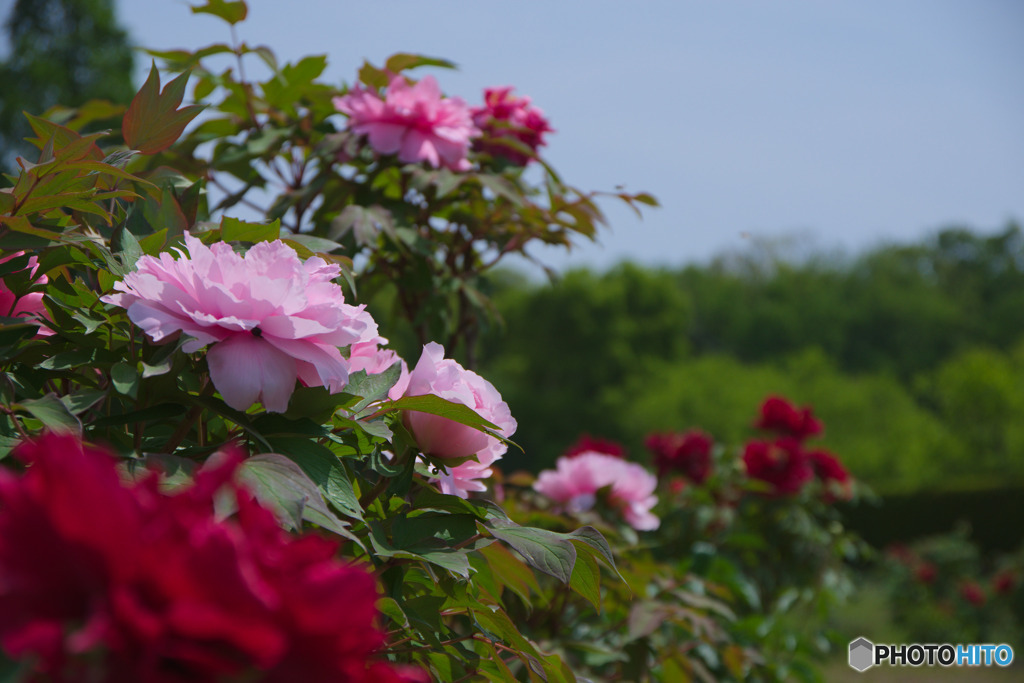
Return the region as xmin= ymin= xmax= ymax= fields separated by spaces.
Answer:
xmin=0 ymin=0 xmax=134 ymax=165
xmin=476 ymin=225 xmax=1024 ymax=494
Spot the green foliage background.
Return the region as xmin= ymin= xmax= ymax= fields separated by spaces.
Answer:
xmin=479 ymin=225 xmax=1024 ymax=494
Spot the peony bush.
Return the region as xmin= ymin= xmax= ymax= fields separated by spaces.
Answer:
xmin=0 ymin=2 xmax=865 ymax=681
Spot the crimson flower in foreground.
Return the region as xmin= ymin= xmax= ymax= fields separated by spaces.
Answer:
xmin=334 ymin=75 xmax=479 ymax=171
xmin=645 ymin=430 xmax=714 ymax=483
xmin=471 ymin=86 xmax=553 ymax=165
xmin=0 ymin=433 xmax=422 ymax=683
xmin=754 ymin=395 xmax=822 ymax=440
xmin=742 ymin=437 xmax=813 ymax=496
xmin=401 ymin=342 xmax=517 ymax=498
xmin=103 ymin=234 xmax=378 ymax=413
xmin=534 ymin=452 xmax=660 ymax=531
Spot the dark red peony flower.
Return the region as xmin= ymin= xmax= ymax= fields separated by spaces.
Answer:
xmin=645 ymin=430 xmax=714 ymax=484
xmin=992 ymin=570 xmax=1017 ymax=596
xmin=471 ymin=86 xmax=553 ymax=165
xmin=754 ymin=396 xmax=822 ymax=441
xmin=0 ymin=433 xmax=424 ymax=683
xmin=807 ymin=449 xmax=850 ymax=484
xmin=886 ymin=543 xmax=916 ymax=566
xmin=914 ymin=562 xmax=938 ymax=585
xmin=741 ymin=437 xmax=813 ymax=496
xmin=959 ymin=579 xmax=986 ymax=606
xmin=564 ymin=433 xmax=625 ymax=459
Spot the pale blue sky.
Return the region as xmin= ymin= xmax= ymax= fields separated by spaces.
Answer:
xmin=62 ymin=2 xmax=1024 ymax=269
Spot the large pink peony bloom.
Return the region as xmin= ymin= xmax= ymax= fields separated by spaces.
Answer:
xmin=471 ymin=86 xmax=553 ymax=165
xmin=0 ymin=251 xmax=53 ymax=336
xmin=401 ymin=342 xmax=516 ymax=498
xmin=534 ymin=452 xmax=660 ymax=531
xmin=103 ymin=234 xmax=378 ymax=413
xmin=0 ymin=433 xmax=424 ymax=683
xmin=334 ymin=75 xmax=479 ymax=171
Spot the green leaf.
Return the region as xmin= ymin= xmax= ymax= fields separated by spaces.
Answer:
xmin=123 ymin=63 xmax=206 ymax=155
xmin=377 ymin=597 xmax=409 ymax=628
xmin=384 ymin=53 xmax=458 ymax=74
xmin=221 ymin=216 xmax=281 ymax=243
xmin=90 ymin=402 xmax=187 ymax=428
xmin=281 ymin=233 xmax=344 ymax=254
xmin=190 ymin=0 xmax=247 ymax=24
xmin=479 ymin=542 xmax=544 ymax=608
xmin=388 ymin=394 xmax=500 ymax=434
xmin=111 ymin=361 xmax=140 ymax=398
xmin=268 ymin=437 xmax=363 ymax=522
xmin=569 ymin=546 xmax=601 ymax=612
xmin=237 ymin=453 xmax=348 ymax=537
xmin=17 ymin=394 xmax=81 ymax=434
xmin=346 ymin=363 xmax=403 ymax=413
xmin=488 ymin=522 xmax=576 ymax=583
xmin=60 ymin=390 xmax=107 ymax=416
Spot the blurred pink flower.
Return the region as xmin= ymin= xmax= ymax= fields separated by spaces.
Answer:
xmin=334 ymin=75 xmax=479 ymax=171
xmin=534 ymin=452 xmax=660 ymax=531
xmin=0 ymin=251 xmax=53 ymax=336
xmin=472 ymin=86 xmax=553 ymax=165
xmin=348 ymin=336 xmax=410 ymax=400
xmin=401 ymin=342 xmax=516 ymax=498
xmin=103 ymin=234 xmax=378 ymax=412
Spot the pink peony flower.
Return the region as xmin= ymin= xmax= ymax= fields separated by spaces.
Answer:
xmin=0 ymin=433 xmax=424 ymax=683
xmin=102 ymin=233 xmax=378 ymax=413
xmin=534 ymin=452 xmax=660 ymax=531
xmin=471 ymin=86 xmax=553 ymax=165
xmin=348 ymin=336 xmax=410 ymax=401
xmin=334 ymin=75 xmax=479 ymax=171
xmin=915 ymin=562 xmax=938 ymax=585
xmin=401 ymin=342 xmax=516 ymax=498
xmin=754 ymin=395 xmax=822 ymax=441
xmin=0 ymin=251 xmax=53 ymax=336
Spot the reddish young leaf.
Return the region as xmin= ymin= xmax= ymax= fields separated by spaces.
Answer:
xmin=122 ymin=64 xmax=206 ymax=155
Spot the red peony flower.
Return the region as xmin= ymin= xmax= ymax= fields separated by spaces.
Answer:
xmin=471 ymin=86 xmax=553 ymax=165
xmin=807 ymin=449 xmax=849 ymax=483
xmin=754 ymin=396 xmax=822 ymax=440
xmin=992 ymin=570 xmax=1017 ymax=595
xmin=959 ymin=579 xmax=986 ymax=606
xmin=564 ymin=434 xmax=625 ymax=459
xmin=645 ymin=430 xmax=714 ymax=484
xmin=742 ymin=437 xmax=813 ymax=496
xmin=807 ymin=449 xmax=852 ymax=501
xmin=0 ymin=433 xmax=423 ymax=683
xmin=915 ymin=562 xmax=938 ymax=585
